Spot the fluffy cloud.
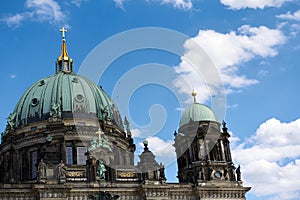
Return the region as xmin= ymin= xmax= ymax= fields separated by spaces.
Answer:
xmin=277 ymin=10 xmax=300 ymax=21
xmin=1 ymin=0 xmax=67 ymax=28
xmin=174 ymin=25 xmax=286 ymax=103
xmin=220 ymin=0 xmax=292 ymax=9
xmin=160 ymin=0 xmax=193 ymax=10
xmin=232 ymin=118 xmax=300 ymax=199
xmin=131 ymin=128 xmax=142 ymax=138
xmin=113 ymin=0 xmax=193 ymax=10
xmin=2 ymin=14 xmax=26 ymax=28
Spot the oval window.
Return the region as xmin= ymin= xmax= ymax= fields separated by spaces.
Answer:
xmin=72 ymin=77 xmax=79 ymax=83
xmin=31 ymin=98 xmax=39 ymax=107
xmin=75 ymin=94 xmax=84 ymax=102
xmin=39 ymin=80 xmax=45 ymax=86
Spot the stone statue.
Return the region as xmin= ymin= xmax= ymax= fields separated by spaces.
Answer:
xmin=100 ymin=136 xmax=112 ymax=152
xmin=174 ymin=130 xmax=178 ymax=137
xmin=102 ymin=106 xmax=110 ymax=121
xmin=222 ymin=120 xmax=226 ymax=128
xmin=46 ymin=134 xmax=53 ymax=143
xmin=236 ymin=165 xmax=241 ymax=181
xmin=124 ymin=116 xmax=131 ymax=136
xmin=37 ymin=159 xmax=47 ymax=183
xmin=222 ymin=120 xmax=228 ymax=133
xmin=88 ymin=138 xmax=98 ymax=152
xmin=96 ymin=160 xmax=106 ymax=180
xmin=7 ymin=112 xmax=16 ymax=130
xmin=50 ymin=102 xmax=61 ymax=119
xmin=56 ymin=160 xmax=67 ymax=183
xmin=159 ymin=163 xmax=166 ymax=183
xmin=88 ymin=129 xmax=113 ymax=153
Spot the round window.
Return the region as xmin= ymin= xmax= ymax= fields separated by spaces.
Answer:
xmin=39 ymin=80 xmax=45 ymax=86
xmin=31 ymin=98 xmax=39 ymax=107
xmin=75 ymin=94 xmax=84 ymax=102
xmin=214 ymin=171 xmax=222 ymax=179
xmin=72 ymin=77 xmax=79 ymax=83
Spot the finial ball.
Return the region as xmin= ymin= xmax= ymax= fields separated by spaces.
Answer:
xmin=143 ymin=140 xmax=148 ymax=145
xmin=191 ymin=91 xmax=197 ymax=97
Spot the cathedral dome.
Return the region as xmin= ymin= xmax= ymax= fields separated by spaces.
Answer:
xmin=8 ymin=72 xmax=123 ymax=129
xmin=179 ymin=92 xmax=217 ymax=127
xmin=6 ymin=27 xmax=123 ymax=130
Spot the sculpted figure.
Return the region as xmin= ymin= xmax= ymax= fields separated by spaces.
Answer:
xmin=88 ymin=138 xmax=98 ymax=152
xmin=7 ymin=112 xmax=16 ymax=130
xmin=56 ymin=160 xmax=67 ymax=183
xmin=37 ymin=159 xmax=47 ymax=183
xmin=236 ymin=165 xmax=241 ymax=181
xmin=50 ymin=102 xmax=61 ymax=118
xmin=96 ymin=160 xmax=106 ymax=180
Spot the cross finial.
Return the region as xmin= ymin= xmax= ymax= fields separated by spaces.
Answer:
xmin=60 ymin=27 xmax=67 ymax=41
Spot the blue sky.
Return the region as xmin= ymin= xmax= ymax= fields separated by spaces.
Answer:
xmin=1 ymin=0 xmax=300 ymax=199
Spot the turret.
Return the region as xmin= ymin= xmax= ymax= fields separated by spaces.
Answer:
xmin=174 ymin=91 xmax=238 ymax=183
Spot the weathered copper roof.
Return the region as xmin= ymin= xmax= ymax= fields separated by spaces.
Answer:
xmin=8 ymin=72 xmax=123 ymax=129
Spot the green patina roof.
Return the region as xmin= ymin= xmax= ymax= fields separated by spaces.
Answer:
xmin=179 ymin=103 xmax=217 ymax=127
xmin=5 ymin=29 xmax=123 ymax=131
xmin=9 ymin=72 xmax=123 ymax=129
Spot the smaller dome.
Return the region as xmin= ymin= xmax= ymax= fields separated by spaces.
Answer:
xmin=179 ymin=103 xmax=217 ymax=127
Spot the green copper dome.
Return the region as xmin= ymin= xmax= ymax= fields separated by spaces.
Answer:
xmin=179 ymin=102 xmax=218 ymax=127
xmin=7 ymin=72 xmax=123 ymax=129
xmin=5 ymin=28 xmax=123 ymax=131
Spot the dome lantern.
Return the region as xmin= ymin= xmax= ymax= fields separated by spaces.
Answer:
xmin=56 ymin=27 xmax=73 ymax=74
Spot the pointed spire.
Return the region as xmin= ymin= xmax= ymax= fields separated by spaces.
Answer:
xmin=56 ymin=27 xmax=73 ymax=74
xmin=191 ymin=90 xmax=197 ymax=103
xmin=222 ymin=120 xmax=229 ymax=135
xmin=124 ymin=116 xmax=132 ymax=138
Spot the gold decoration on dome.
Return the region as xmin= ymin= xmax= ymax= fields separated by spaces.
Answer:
xmin=57 ymin=27 xmax=72 ymax=62
xmin=191 ymin=90 xmax=197 ymax=103
xmin=56 ymin=27 xmax=73 ymax=73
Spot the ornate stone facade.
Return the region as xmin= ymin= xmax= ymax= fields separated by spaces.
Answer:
xmin=0 ymin=29 xmax=250 ymax=199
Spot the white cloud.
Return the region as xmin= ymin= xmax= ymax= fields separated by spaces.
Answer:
xmin=9 ymin=74 xmax=17 ymax=79
xmin=71 ymin=0 xmax=88 ymax=7
xmin=174 ymin=25 xmax=286 ymax=103
xmin=227 ymin=103 xmax=239 ymax=109
xmin=113 ymin=0 xmax=193 ymax=10
xmin=131 ymin=128 xmax=142 ymax=138
xmin=160 ymin=0 xmax=193 ymax=10
xmin=1 ymin=0 xmax=68 ymax=28
xmin=252 ymin=118 xmax=300 ymax=147
xmin=114 ymin=0 xmax=126 ymax=9
xmin=220 ymin=0 xmax=292 ymax=9
xmin=277 ymin=10 xmax=300 ymax=21
xmin=258 ymin=69 xmax=269 ymax=76
xmin=228 ymin=131 xmax=240 ymax=148
xmin=232 ymin=118 xmax=300 ymax=199
xmin=138 ymin=136 xmax=176 ymax=165
xmin=1 ymin=14 xmax=26 ymax=28
xmin=290 ymin=23 xmax=300 ymax=37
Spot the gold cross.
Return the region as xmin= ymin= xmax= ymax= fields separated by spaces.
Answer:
xmin=60 ymin=27 xmax=67 ymax=39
